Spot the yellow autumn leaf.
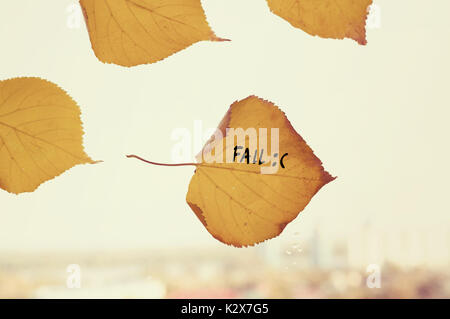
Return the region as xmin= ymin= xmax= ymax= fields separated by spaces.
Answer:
xmin=0 ymin=77 xmax=94 ymax=194
xmin=185 ymin=96 xmax=334 ymax=247
xmin=80 ymin=0 xmax=226 ymax=67
xmin=267 ymin=0 xmax=373 ymax=45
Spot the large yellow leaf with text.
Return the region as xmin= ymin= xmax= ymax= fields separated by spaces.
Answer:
xmin=186 ymin=96 xmax=335 ymax=247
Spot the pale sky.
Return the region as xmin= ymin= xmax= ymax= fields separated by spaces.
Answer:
xmin=1 ymin=0 xmax=449 ymax=253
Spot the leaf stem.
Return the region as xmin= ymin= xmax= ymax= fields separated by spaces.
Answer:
xmin=126 ymin=154 xmax=198 ymax=167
